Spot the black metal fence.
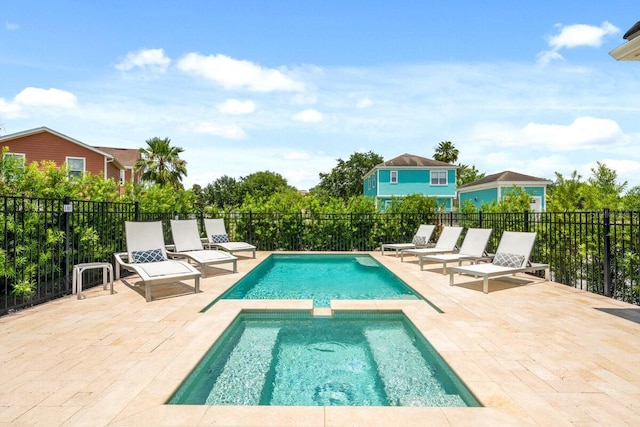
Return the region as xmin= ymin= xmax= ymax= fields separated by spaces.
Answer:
xmin=1 ymin=195 xmax=639 ymax=315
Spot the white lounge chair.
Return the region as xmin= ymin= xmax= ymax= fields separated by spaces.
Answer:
xmin=204 ymin=218 xmax=256 ymax=258
xmin=380 ymin=224 xmax=435 ymax=256
xmin=420 ymin=228 xmax=493 ymax=273
xmin=449 ymin=231 xmax=549 ymax=294
xmin=400 ymin=226 xmax=463 ymax=262
xmin=114 ymin=221 xmax=201 ymax=302
xmin=167 ymin=219 xmax=237 ymax=277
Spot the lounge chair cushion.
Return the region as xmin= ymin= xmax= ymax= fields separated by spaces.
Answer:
xmin=132 ymin=248 xmax=165 ymax=264
xmin=492 ymin=252 xmax=524 ymax=268
xmin=211 ymin=233 xmax=230 ymax=243
xmin=412 ymin=235 xmax=427 ymax=246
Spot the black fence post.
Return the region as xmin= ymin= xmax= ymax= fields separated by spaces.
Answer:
xmin=478 ymin=211 xmax=483 ymax=228
xmin=63 ymin=196 xmax=71 ymax=292
xmin=603 ymin=208 xmax=612 ymax=297
xmin=524 ymin=210 xmax=530 ymax=232
xmin=134 ymin=201 xmax=139 ymax=221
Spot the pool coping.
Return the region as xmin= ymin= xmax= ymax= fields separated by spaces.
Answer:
xmin=2 ymin=250 xmax=640 ymax=425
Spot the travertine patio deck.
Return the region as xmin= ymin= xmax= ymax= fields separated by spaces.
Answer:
xmin=1 ymin=252 xmax=640 ymax=426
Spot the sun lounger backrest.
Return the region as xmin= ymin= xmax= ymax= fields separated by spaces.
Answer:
xmin=458 ymin=228 xmax=492 ymax=256
xmin=410 ymin=224 xmax=435 ymax=245
xmin=415 ymin=224 xmax=434 ymax=239
xmin=204 ymin=218 xmax=227 ymax=242
xmin=125 ymin=221 xmax=168 ymax=262
xmin=433 ymin=226 xmax=463 ymax=250
xmin=493 ymin=231 xmax=536 ymax=268
xmin=170 ymin=219 xmax=205 ymax=252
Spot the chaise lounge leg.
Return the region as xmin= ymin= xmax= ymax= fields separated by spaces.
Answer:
xmin=483 ymin=276 xmax=489 ymax=294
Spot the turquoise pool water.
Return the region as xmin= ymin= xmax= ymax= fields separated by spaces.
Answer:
xmin=169 ymin=311 xmax=480 ymax=407
xmin=208 ymin=254 xmax=424 ymax=308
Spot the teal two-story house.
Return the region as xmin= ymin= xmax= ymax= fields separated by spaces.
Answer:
xmin=457 ymin=170 xmax=552 ymax=212
xmin=363 ymin=153 xmax=457 ymax=211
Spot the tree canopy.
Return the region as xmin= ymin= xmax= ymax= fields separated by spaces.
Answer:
xmin=204 ymin=175 xmax=241 ymax=210
xmin=237 ymin=171 xmax=294 ymax=202
xmin=312 ymin=151 xmax=383 ymax=200
xmin=457 ymin=164 xmax=485 ymax=187
xmin=135 ymin=137 xmax=187 ymax=187
xmin=433 ymin=141 xmax=459 ymax=164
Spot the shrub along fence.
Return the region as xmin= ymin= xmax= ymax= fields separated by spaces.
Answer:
xmin=1 ymin=195 xmax=638 ymax=315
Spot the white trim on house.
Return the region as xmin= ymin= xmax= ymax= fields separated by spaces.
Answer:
xmin=65 ymin=156 xmax=86 ymax=180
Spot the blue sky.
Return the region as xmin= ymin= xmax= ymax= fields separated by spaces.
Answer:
xmin=1 ymin=1 xmax=639 ymax=191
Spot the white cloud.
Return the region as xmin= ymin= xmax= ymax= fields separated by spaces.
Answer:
xmin=190 ymin=122 xmax=247 ymax=139
xmin=177 ymin=53 xmax=304 ymax=92
xmin=536 ymin=50 xmax=564 ymax=66
xmin=292 ymin=109 xmax=322 ymax=123
xmin=217 ymin=99 xmax=256 ymax=115
xmin=521 ymin=116 xmax=623 ymax=150
xmin=115 ymin=48 xmax=171 ymax=72
xmin=537 ymin=22 xmax=619 ymax=65
xmin=14 ymin=87 xmax=77 ymax=108
xmin=0 ymin=99 xmax=23 ymax=119
xmin=548 ymin=22 xmax=619 ymax=50
xmin=5 ymin=21 xmax=19 ymax=31
xmin=356 ymin=97 xmax=373 ymax=109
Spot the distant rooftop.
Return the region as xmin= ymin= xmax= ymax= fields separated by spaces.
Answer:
xmin=96 ymin=147 xmax=140 ymax=168
xmin=378 ymin=153 xmax=453 ymax=168
xmin=458 ymin=170 xmax=551 ymax=189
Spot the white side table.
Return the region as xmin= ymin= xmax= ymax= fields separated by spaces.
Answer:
xmin=72 ymin=262 xmax=114 ymax=300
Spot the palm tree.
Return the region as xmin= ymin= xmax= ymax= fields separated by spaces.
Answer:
xmin=433 ymin=141 xmax=459 ymax=164
xmin=135 ymin=137 xmax=187 ymax=187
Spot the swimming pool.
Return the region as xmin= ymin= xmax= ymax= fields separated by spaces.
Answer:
xmin=208 ymin=253 xmax=425 ymax=308
xmin=169 ymin=311 xmax=480 ymax=407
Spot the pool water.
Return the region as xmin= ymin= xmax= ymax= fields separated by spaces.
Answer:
xmin=168 ymin=312 xmax=480 ymax=407
xmin=209 ymin=254 xmax=423 ymax=308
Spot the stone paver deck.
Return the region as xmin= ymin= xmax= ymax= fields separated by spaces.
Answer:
xmin=1 ymin=252 xmax=640 ymax=426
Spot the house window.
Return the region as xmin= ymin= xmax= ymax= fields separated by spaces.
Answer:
xmin=431 ymin=170 xmax=447 ymax=186
xmin=390 ymin=170 xmax=398 ymax=184
xmin=66 ymin=157 xmax=86 ymax=180
xmin=119 ymin=170 xmax=126 ymax=186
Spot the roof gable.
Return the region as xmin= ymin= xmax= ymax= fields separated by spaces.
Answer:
xmin=380 ymin=153 xmax=453 ymax=168
xmin=0 ymin=126 xmax=114 ymax=159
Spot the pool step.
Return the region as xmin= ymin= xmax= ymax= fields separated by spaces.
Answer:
xmin=205 ymin=326 xmax=280 ymax=405
xmin=355 ymin=256 xmax=379 ymax=268
xmin=364 ymin=327 xmax=466 ymax=406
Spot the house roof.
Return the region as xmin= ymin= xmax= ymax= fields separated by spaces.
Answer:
xmin=96 ymin=147 xmax=140 ymax=169
xmin=458 ymin=170 xmax=552 ymax=189
xmin=0 ymin=126 xmax=116 ymax=159
xmin=379 ymin=153 xmax=454 ymax=168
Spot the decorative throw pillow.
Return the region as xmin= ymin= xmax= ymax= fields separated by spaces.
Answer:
xmin=412 ymin=234 xmax=427 ymax=246
xmin=132 ymin=248 xmax=164 ymax=263
xmin=492 ymin=252 xmax=525 ymax=268
xmin=211 ymin=233 xmax=230 ymax=244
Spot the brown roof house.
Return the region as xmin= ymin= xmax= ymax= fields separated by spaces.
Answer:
xmin=0 ymin=127 xmax=140 ymax=193
xmin=457 ymin=170 xmax=552 ymax=212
